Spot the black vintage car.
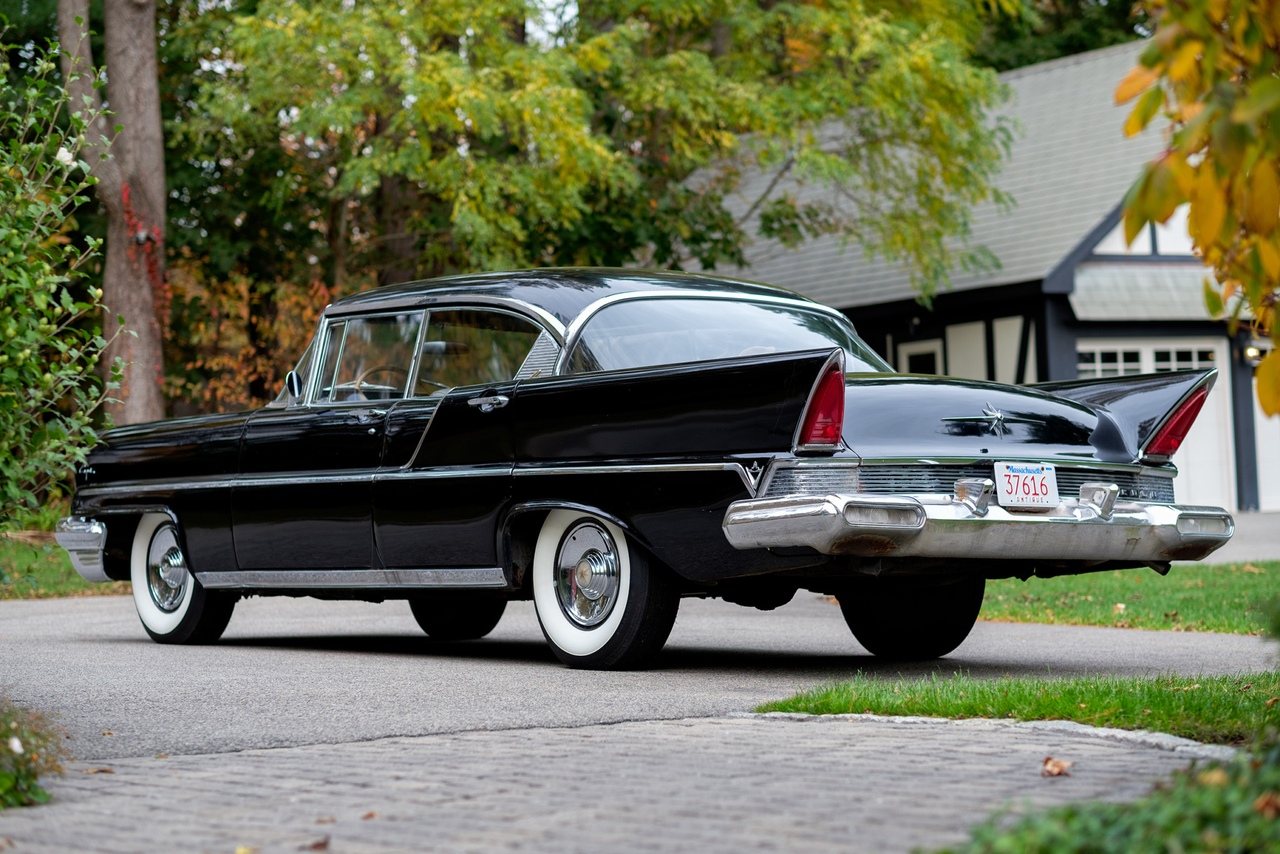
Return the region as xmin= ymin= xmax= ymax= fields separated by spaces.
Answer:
xmin=56 ymin=269 xmax=1233 ymax=668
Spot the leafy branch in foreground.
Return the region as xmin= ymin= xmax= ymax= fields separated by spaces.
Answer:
xmin=1116 ymin=0 xmax=1280 ymax=414
xmin=0 ymin=29 xmax=120 ymax=526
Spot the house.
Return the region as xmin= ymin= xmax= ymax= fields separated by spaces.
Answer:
xmin=732 ymin=42 xmax=1277 ymax=513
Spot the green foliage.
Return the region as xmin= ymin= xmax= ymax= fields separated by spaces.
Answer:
xmin=940 ymin=748 xmax=1280 ymax=853
xmin=0 ymin=698 xmax=68 ymax=809
xmin=982 ymin=562 xmax=1279 ymax=635
xmin=972 ymin=0 xmax=1150 ymax=72
xmin=0 ymin=31 xmax=118 ymax=523
xmin=759 ymin=672 xmax=1280 ymax=745
xmin=154 ymin=0 xmax=1012 ymax=409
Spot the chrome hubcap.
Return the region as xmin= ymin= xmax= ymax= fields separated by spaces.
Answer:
xmin=554 ymin=521 xmax=619 ymax=627
xmin=146 ymin=524 xmax=188 ymax=613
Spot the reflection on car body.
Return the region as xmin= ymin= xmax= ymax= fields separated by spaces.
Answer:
xmin=56 ymin=269 xmax=1233 ymax=669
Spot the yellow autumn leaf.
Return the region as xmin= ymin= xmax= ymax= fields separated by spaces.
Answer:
xmin=1115 ymin=65 xmax=1160 ymax=104
xmin=1245 ymin=159 xmax=1280 ymax=236
xmin=1189 ymin=167 xmax=1227 ymax=246
xmin=1169 ymin=40 xmax=1203 ymax=82
xmin=1258 ymin=238 xmax=1280 ymax=281
xmin=1257 ymin=349 xmax=1280 ymax=416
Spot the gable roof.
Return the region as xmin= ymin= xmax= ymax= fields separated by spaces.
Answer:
xmin=730 ymin=41 xmax=1164 ymax=309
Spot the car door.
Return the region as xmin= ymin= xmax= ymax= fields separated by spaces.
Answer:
xmin=374 ymin=307 xmax=553 ymax=569
xmin=233 ymin=311 xmax=424 ymax=570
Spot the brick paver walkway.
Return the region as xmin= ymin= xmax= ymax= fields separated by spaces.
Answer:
xmin=0 ymin=714 xmax=1230 ymax=853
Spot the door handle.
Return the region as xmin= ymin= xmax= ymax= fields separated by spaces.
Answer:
xmin=467 ymin=394 xmax=510 ymax=413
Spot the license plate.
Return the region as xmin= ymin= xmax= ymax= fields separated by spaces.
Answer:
xmin=994 ymin=462 xmax=1059 ymax=509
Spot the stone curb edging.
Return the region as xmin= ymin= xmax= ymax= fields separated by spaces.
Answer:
xmin=734 ymin=711 xmax=1239 ymax=762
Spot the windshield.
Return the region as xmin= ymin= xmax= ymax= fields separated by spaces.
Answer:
xmin=566 ymin=297 xmax=892 ymax=374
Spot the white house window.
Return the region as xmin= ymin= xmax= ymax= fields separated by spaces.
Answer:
xmin=1153 ymin=348 xmax=1215 ymax=372
xmin=1077 ymin=348 xmax=1142 ymax=378
xmin=1092 ymin=203 xmax=1195 ymax=258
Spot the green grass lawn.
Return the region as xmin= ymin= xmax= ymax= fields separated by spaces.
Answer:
xmin=0 ymin=535 xmax=129 ymax=600
xmin=758 ymin=672 xmax=1280 ymax=745
xmin=981 ymin=562 xmax=1278 ymax=635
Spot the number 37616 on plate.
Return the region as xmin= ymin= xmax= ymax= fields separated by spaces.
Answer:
xmin=994 ymin=462 xmax=1059 ymax=509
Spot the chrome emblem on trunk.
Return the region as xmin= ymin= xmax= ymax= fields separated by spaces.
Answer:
xmin=941 ymin=403 xmax=1044 ymax=437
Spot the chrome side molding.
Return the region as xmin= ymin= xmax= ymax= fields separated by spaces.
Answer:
xmin=194 ymin=567 xmax=509 ymax=590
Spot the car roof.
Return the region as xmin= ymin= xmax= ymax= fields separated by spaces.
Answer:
xmin=324 ymin=268 xmax=809 ymax=329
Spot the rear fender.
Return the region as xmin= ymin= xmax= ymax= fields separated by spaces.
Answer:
xmin=512 ymin=348 xmax=840 ymax=461
xmin=1036 ymin=369 xmax=1216 ymax=462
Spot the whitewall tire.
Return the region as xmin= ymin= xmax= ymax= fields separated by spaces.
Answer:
xmin=532 ymin=509 xmax=678 ymax=670
xmin=130 ymin=513 xmax=235 ymax=644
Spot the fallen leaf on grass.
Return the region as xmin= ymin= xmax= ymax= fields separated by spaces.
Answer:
xmin=1253 ymin=791 xmax=1280 ymax=820
xmin=1113 ymin=603 xmax=1126 ymax=614
xmin=298 ymin=837 xmax=330 ymax=852
xmin=1267 ymin=697 xmax=1279 ymax=708
xmin=362 ymin=811 xmax=380 ymax=820
xmin=81 ymin=768 xmax=114 ymax=775
xmin=1198 ymin=768 xmax=1230 ymax=787
xmin=1241 ymin=563 xmax=1265 ymax=574
xmin=1249 ymin=788 xmax=1280 ymax=819
xmin=1041 ymin=756 xmax=1074 ymax=777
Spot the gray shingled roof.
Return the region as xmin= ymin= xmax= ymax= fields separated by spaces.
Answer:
xmin=728 ymin=41 xmax=1162 ymax=309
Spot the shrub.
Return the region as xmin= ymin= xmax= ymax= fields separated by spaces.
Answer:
xmin=0 ymin=698 xmax=68 ymax=808
xmin=0 ymin=28 xmax=118 ymax=529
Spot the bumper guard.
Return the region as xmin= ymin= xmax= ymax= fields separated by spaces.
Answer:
xmin=54 ymin=516 xmax=110 ymax=582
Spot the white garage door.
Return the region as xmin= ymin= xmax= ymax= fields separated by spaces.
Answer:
xmin=1254 ymin=376 xmax=1280 ymax=511
xmin=1077 ymin=338 xmax=1237 ymax=511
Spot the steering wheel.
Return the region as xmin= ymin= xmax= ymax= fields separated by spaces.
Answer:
xmin=415 ymin=377 xmax=450 ymax=395
xmin=353 ymin=365 xmax=408 ymax=396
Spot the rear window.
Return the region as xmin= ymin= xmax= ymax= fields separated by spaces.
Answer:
xmin=566 ymin=298 xmax=891 ymax=374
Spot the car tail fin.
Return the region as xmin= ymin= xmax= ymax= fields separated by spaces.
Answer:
xmin=1036 ymin=369 xmax=1216 ymax=463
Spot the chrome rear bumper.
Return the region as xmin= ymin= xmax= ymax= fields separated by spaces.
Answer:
xmin=721 ymin=489 xmax=1234 ymax=563
xmin=54 ymin=516 xmax=109 ymax=582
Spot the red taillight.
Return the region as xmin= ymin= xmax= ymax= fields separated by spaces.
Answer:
xmin=1145 ymin=386 xmax=1209 ymax=457
xmin=797 ymin=365 xmax=845 ymax=450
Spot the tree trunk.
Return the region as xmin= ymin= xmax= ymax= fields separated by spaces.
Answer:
xmin=59 ymin=0 xmax=167 ymax=425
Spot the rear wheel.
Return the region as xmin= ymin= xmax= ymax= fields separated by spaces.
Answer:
xmin=837 ymin=575 xmax=984 ymax=660
xmin=532 ymin=509 xmax=679 ymax=670
xmin=408 ymin=595 xmax=506 ymax=640
xmin=131 ymin=513 xmax=236 ymax=644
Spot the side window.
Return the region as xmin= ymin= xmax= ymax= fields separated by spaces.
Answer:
xmin=413 ymin=309 xmax=543 ymax=396
xmin=314 ymin=313 xmax=423 ymax=403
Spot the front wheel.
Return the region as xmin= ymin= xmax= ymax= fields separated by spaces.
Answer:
xmin=532 ymin=509 xmax=679 ymax=670
xmin=131 ymin=513 xmax=236 ymax=645
xmin=837 ymin=575 xmax=984 ymax=660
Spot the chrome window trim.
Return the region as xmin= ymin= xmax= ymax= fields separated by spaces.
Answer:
xmin=308 ymin=309 xmax=427 ymax=406
xmin=195 ymin=567 xmax=508 ymax=590
xmin=410 ymin=305 xmax=553 ymax=399
xmin=326 ymin=295 xmax=566 ymax=344
xmin=555 ymin=289 xmax=887 ymax=376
